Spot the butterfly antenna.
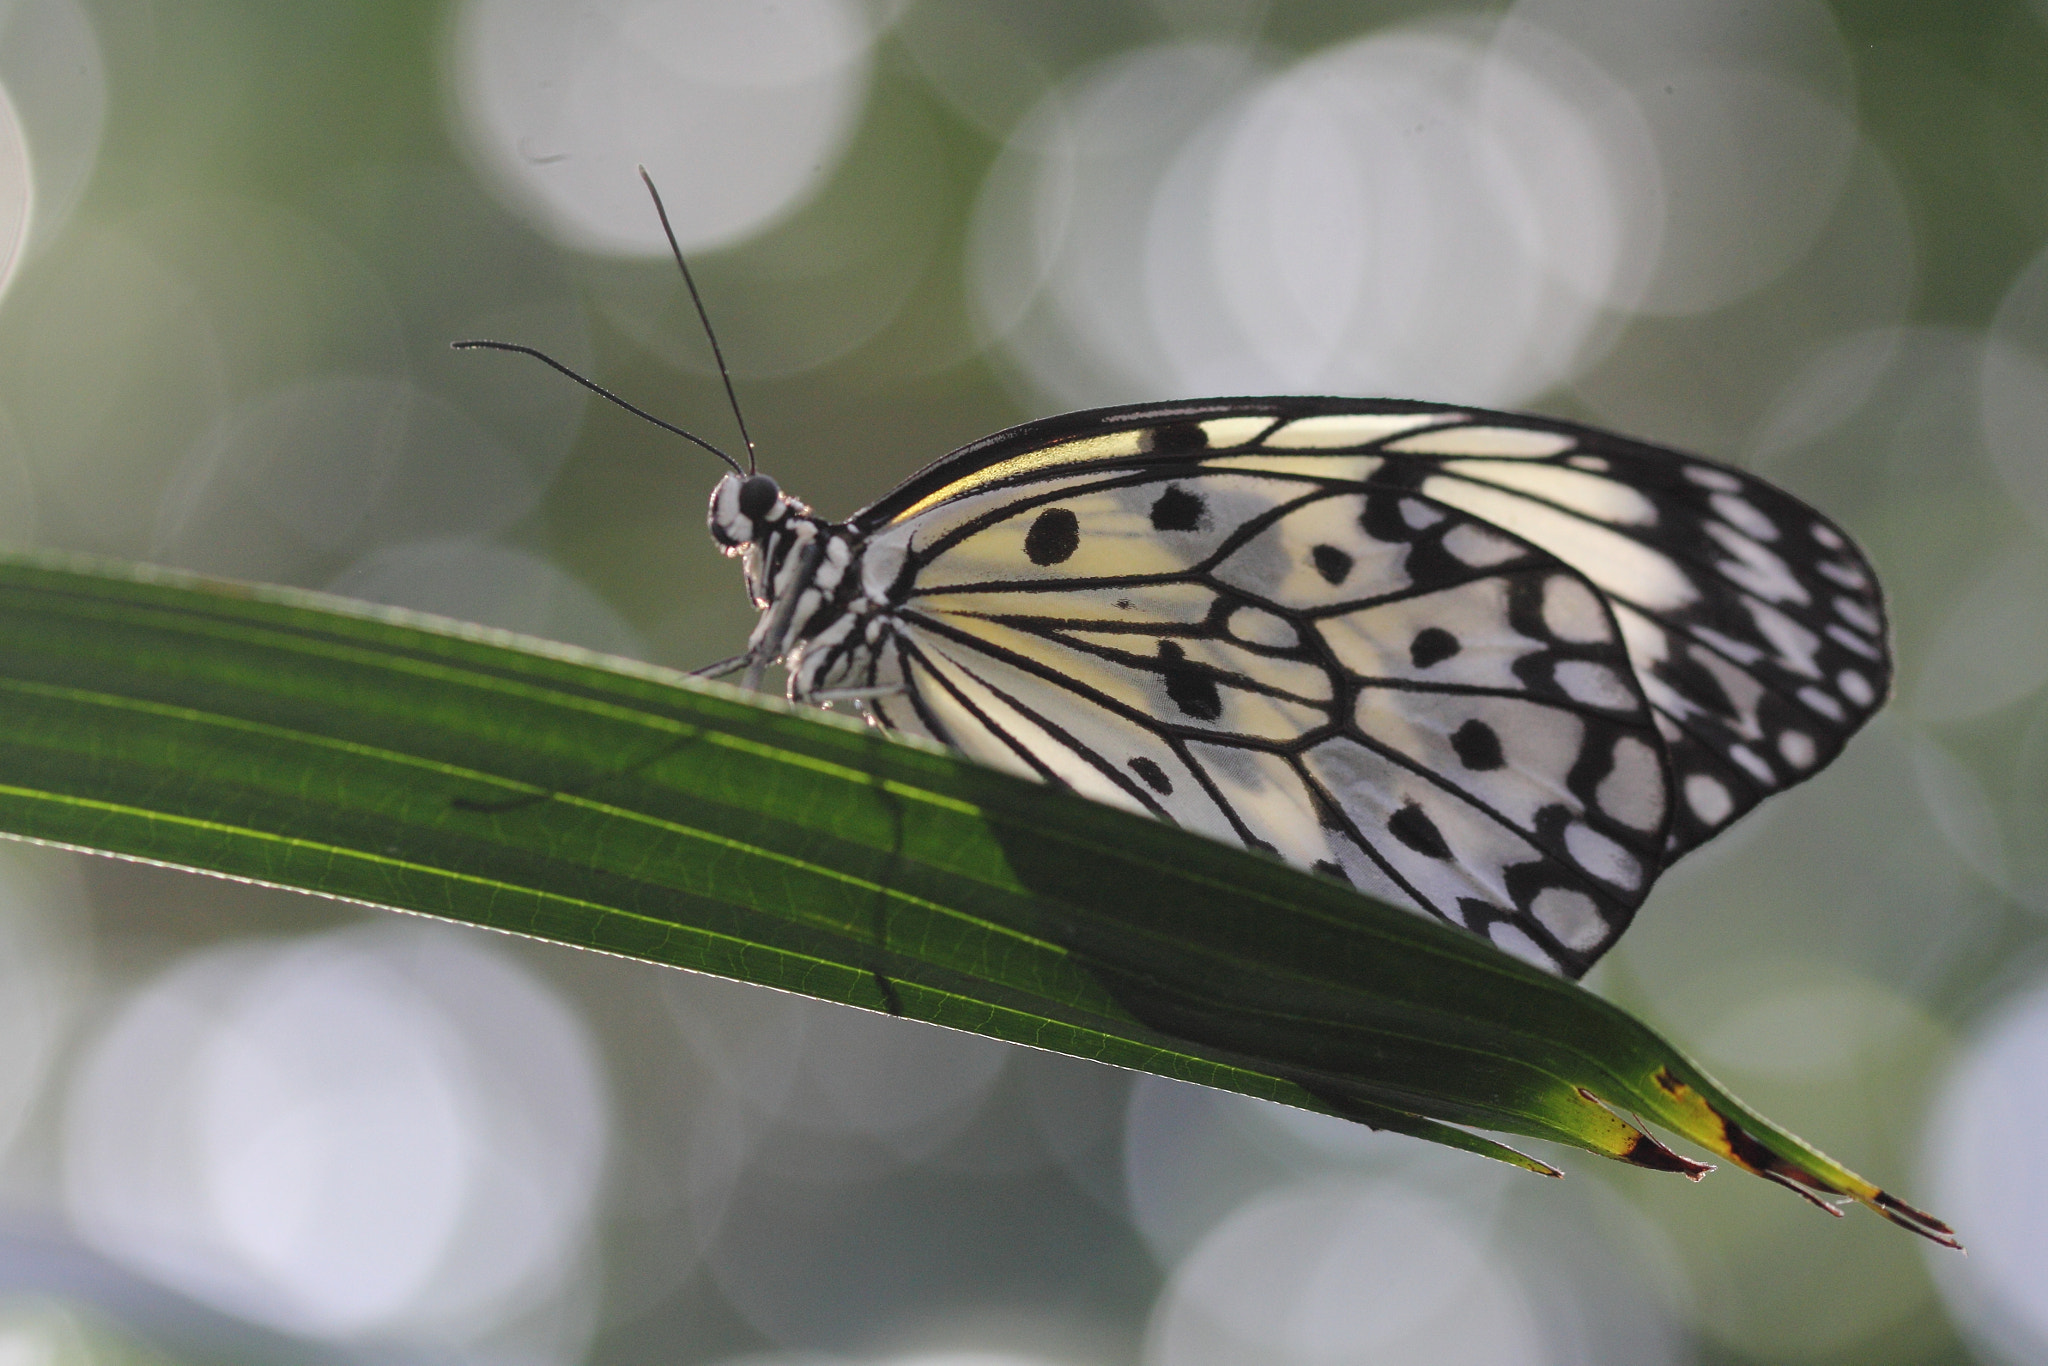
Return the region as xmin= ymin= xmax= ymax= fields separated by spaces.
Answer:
xmin=450 ymin=340 xmax=743 ymax=477
xmin=638 ymin=165 xmax=759 ymax=475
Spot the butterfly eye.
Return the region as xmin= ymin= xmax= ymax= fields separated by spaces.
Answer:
xmin=738 ymin=475 xmax=781 ymax=522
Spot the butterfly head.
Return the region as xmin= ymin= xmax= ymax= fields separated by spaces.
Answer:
xmin=708 ymin=469 xmax=836 ymax=631
xmin=709 ymin=471 xmax=792 ymax=551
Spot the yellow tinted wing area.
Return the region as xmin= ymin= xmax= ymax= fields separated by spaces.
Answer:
xmin=886 ymin=415 xmax=1286 ymax=525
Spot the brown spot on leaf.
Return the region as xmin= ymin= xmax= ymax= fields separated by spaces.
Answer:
xmin=1576 ymin=1087 xmax=1712 ymax=1178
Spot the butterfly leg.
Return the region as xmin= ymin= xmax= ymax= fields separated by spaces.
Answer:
xmin=689 ymin=654 xmax=749 ymax=680
xmin=741 ymin=539 xmax=827 ymax=693
xmin=809 ymin=684 xmax=909 ymax=705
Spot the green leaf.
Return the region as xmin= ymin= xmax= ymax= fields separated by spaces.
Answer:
xmin=0 ymin=554 xmax=1955 ymax=1246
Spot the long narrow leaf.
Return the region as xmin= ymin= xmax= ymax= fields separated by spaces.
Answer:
xmin=0 ymin=555 xmax=1955 ymax=1245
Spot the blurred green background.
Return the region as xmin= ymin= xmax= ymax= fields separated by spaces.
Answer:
xmin=0 ymin=1 xmax=2045 ymax=1363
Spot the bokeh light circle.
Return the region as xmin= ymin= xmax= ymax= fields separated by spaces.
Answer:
xmin=0 ymin=78 xmax=31 ymax=304
xmin=973 ymin=22 xmax=1657 ymax=411
xmin=0 ymin=0 xmax=104 ymax=255
xmin=1507 ymin=0 xmax=1859 ymax=315
xmin=1144 ymin=1179 xmax=1546 ymax=1366
xmin=1981 ymin=241 xmax=2048 ymax=536
xmin=0 ymin=845 xmax=80 ymax=1169
xmin=63 ymin=922 xmax=609 ymax=1349
xmin=1925 ymin=971 xmax=2048 ymax=1363
xmin=448 ymin=0 xmax=875 ymax=256
xmin=1160 ymin=24 xmax=1646 ymax=400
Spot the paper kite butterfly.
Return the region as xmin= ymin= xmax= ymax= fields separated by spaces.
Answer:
xmin=702 ymin=397 xmax=1889 ymax=978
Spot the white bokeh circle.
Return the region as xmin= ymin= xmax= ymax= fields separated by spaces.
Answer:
xmin=64 ymin=923 xmax=609 ymax=1349
xmin=447 ymin=0 xmax=874 ymax=256
xmin=1506 ymin=0 xmax=1858 ymax=315
xmin=973 ymin=22 xmax=1657 ymax=412
xmin=1925 ymin=972 xmax=2048 ymax=1364
xmin=0 ymin=78 xmax=30 ymax=305
xmin=1156 ymin=25 xmax=1650 ymax=400
xmin=1144 ymin=1179 xmax=1547 ymax=1366
xmin=1982 ymin=243 xmax=2048 ymax=535
xmin=0 ymin=0 xmax=104 ymax=256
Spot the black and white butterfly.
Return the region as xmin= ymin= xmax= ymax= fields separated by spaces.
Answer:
xmin=704 ymin=396 xmax=1888 ymax=978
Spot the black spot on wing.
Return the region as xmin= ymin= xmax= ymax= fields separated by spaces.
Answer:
xmin=1142 ymin=422 xmax=1208 ymax=454
xmin=1359 ymin=490 xmax=1415 ymax=543
xmin=1310 ymin=544 xmax=1354 ymax=585
xmin=1128 ymin=756 xmax=1173 ymax=793
xmin=1387 ymin=802 xmax=1452 ymax=859
xmin=1155 ymin=640 xmax=1223 ymax=720
xmin=1149 ymin=485 xmax=1206 ymax=532
xmin=1025 ymin=507 xmax=1080 ymax=566
xmin=1451 ymin=719 xmax=1505 ymax=771
xmin=1410 ymin=627 xmax=1460 ymax=668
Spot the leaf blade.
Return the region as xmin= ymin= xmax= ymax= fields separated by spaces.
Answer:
xmin=0 ymin=554 xmax=1955 ymax=1246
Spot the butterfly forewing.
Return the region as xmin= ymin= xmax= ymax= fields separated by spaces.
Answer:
xmin=818 ymin=397 xmax=1887 ymax=976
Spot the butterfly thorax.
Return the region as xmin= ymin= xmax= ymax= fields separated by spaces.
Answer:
xmin=708 ymin=471 xmax=902 ymax=700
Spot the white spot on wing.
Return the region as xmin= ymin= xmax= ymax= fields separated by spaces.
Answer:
xmin=1597 ymin=735 xmax=1665 ymax=832
xmin=1554 ymin=660 xmax=1635 ymax=710
xmin=1264 ymin=413 xmax=1460 ymax=449
xmin=1386 ymin=425 xmax=1576 ymax=457
xmin=1202 ymin=453 xmax=1383 ymax=481
xmin=1540 ymin=574 xmax=1609 ymax=644
xmin=1684 ymin=773 xmax=1734 ymax=824
xmin=862 ymin=532 xmax=909 ymax=601
xmin=1811 ymin=521 xmax=1845 ymax=549
xmin=1419 ymin=477 xmax=1700 ymax=610
xmin=1564 ymin=822 xmax=1642 ymax=890
xmin=1818 ymin=560 xmax=1869 ymax=590
xmin=1834 ymin=596 xmax=1881 ymax=634
xmin=1746 ymin=600 xmax=1823 ymax=678
xmin=1710 ymin=493 xmax=1778 ymax=540
xmin=1488 ymin=922 xmax=1558 ymax=970
xmin=1728 ymin=744 xmax=1774 ymax=785
xmin=1708 ymin=522 xmax=1810 ymax=605
xmin=1400 ymin=498 xmax=1446 ymax=530
xmin=1797 ymin=685 xmax=1845 ymax=721
xmin=1827 ymin=623 xmax=1883 ymax=660
xmin=1690 ymin=625 xmax=1766 ymax=666
xmin=1197 ymin=416 xmax=1275 ymax=449
xmin=1838 ymin=668 xmax=1876 ymax=707
xmin=1779 ymin=730 xmax=1817 ymax=768
xmin=1441 ymin=459 xmax=1658 ymax=525
xmin=1226 ymin=605 xmax=1299 ymax=649
xmin=1530 ymin=888 xmax=1606 ymax=951
xmin=1440 ymin=523 xmax=1521 ymax=567
xmin=1683 ymin=464 xmax=1743 ymax=492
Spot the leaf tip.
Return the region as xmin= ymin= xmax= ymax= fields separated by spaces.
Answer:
xmin=1654 ymin=1070 xmax=1962 ymax=1249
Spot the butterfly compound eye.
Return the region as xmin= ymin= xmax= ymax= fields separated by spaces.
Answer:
xmin=738 ymin=474 xmax=780 ymax=522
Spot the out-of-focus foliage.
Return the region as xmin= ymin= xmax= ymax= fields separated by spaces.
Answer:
xmin=0 ymin=2 xmax=2044 ymax=1364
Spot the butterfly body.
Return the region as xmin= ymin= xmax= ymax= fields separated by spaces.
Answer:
xmin=708 ymin=397 xmax=1888 ymax=978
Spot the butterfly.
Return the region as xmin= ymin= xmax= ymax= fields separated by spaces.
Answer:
xmin=703 ymin=395 xmax=1889 ymax=979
